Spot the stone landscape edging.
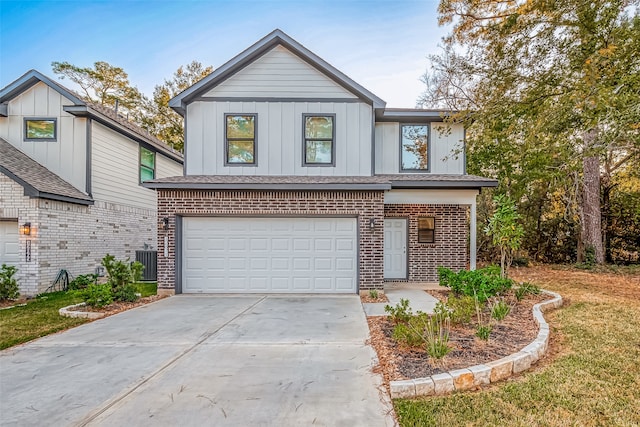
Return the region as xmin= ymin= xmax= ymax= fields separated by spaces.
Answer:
xmin=389 ymin=289 xmax=563 ymax=399
xmin=59 ymin=302 xmax=106 ymax=319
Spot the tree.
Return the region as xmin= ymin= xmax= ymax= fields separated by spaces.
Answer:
xmin=484 ymin=195 xmax=524 ymax=278
xmin=422 ymin=0 xmax=640 ymax=264
xmin=139 ymin=61 xmax=213 ymax=151
xmin=52 ymin=61 xmax=144 ymax=115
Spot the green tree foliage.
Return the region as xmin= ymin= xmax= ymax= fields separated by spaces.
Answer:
xmin=422 ymin=0 xmax=640 ymax=264
xmin=139 ymin=61 xmax=213 ymax=151
xmin=485 ymin=195 xmax=524 ymax=278
xmin=52 ymin=61 xmax=145 ymax=115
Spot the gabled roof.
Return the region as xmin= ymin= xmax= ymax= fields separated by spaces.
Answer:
xmin=169 ymin=29 xmax=386 ymax=115
xmin=0 ymin=138 xmax=94 ymax=205
xmin=0 ymin=70 xmax=183 ymax=163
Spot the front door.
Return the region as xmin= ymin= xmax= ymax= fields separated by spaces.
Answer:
xmin=384 ymin=218 xmax=407 ymax=279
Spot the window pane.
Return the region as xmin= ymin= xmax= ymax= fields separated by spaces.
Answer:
xmin=418 ymin=217 xmax=435 ymax=243
xmin=305 ymin=116 xmax=333 ymax=139
xmin=227 ymin=140 xmax=255 ymax=163
xmin=26 ymin=120 xmax=55 ymax=139
xmin=418 ymin=217 xmax=434 ymax=229
xmin=140 ymin=166 xmax=154 ymax=182
xmin=306 ymin=140 xmax=332 ymax=164
xmin=226 ymin=115 xmax=255 ymax=138
xmin=418 ymin=230 xmax=435 ymax=243
xmin=401 ymin=125 xmax=429 ymax=170
xmin=140 ymin=147 xmax=155 ymax=168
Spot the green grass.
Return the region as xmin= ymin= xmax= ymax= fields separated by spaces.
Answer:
xmin=0 ymin=282 xmax=158 ymax=350
xmin=394 ymin=268 xmax=640 ymax=426
xmin=133 ymin=282 xmax=157 ymax=297
xmin=0 ymin=291 xmax=87 ymax=350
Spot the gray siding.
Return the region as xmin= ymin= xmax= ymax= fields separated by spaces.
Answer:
xmin=205 ymin=45 xmax=358 ymax=99
xmin=0 ymin=82 xmax=87 ymax=191
xmin=186 ymin=101 xmax=373 ymax=176
xmin=374 ymin=122 xmax=465 ymax=175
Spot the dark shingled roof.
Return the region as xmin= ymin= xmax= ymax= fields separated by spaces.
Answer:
xmin=0 ymin=138 xmax=93 ymax=205
xmin=143 ymin=174 xmax=498 ymax=190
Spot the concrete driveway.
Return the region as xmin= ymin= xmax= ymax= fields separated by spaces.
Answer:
xmin=0 ymin=295 xmax=394 ymax=426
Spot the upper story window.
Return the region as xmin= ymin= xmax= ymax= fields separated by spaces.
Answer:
xmin=24 ymin=118 xmax=57 ymax=141
xmin=225 ymin=114 xmax=256 ymax=165
xmin=401 ymin=124 xmax=429 ymax=171
xmin=140 ymin=147 xmax=156 ymax=183
xmin=303 ymin=114 xmax=335 ymax=166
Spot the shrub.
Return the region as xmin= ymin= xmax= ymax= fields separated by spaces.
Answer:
xmin=131 ymin=261 xmax=144 ymax=282
xmin=392 ymin=312 xmax=451 ymax=359
xmin=82 ymin=283 xmax=113 ymax=308
xmin=476 ymin=324 xmax=492 ymax=341
xmin=490 ymin=298 xmax=511 ymax=321
xmin=369 ymin=289 xmax=379 ymax=299
xmin=68 ymin=274 xmax=98 ymax=290
xmin=113 ymin=283 xmax=139 ymax=302
xmin=384 ymin=298 xmax=413 ymax=324
xmin=392 ymin=320 xmax=424 ymax=348
xmin=438 ymin=266 xmax=513 ymax=302
xmin=445 ymin=295 xmax=476 ymax=325
xmin=0 ymin=264 xmax=19 ymax=300
xmin=515 ymin=282 xmax=541 ymax=301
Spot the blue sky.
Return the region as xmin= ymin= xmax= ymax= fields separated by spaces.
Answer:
xmin=0 ymin=0 xmax=450 ymax=107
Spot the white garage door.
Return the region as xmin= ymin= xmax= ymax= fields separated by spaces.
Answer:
xmin=182 ymin=217 xmax=358 ymax=293
xmin=0 ymin=221 xmax=20 ymax=266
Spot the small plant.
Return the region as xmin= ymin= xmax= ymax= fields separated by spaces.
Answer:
xmin=445 ymin=295 xmax=476 ymax=324
xmin=81 ymin=283 xmax=113 ymax=308
xmin=102 ymin=254 xmax=133 ymax=290
xmin=369 ymin=289 xmax=379 ymax=300
xmin=490 ymin=298 xmax=511 ymax=321
xmin=0 ymin=264 xmax=20 ymax=300
xmin=484 ymin=194 xmax=524 ymax=279
xmin=130 ymin=261 xmax=144 ymax=282
xmin=423 ymin=314 xmax=451 ymax=359
xmin=438 ymin=266 xmax=513 ymax=302
xmin=113 ymin=283 xmax=139 ymax=302
xmin=384 ymin=298 xmax=413 ymax=324
xmin=515 ymin=282 xmax=541 ymax=301
xmin=68 ymin=274 xmax=98 ymax=290
xmin=392 ymin=320 xmax=425 ymax=348
xmin=476 ymin=324 xmax=492 ymax=341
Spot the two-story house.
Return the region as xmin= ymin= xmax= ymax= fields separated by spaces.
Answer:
xmin=145 ymin=29 xmax=497 ymax=295
xmin=0 ymin=70 xmax=183 ymax=295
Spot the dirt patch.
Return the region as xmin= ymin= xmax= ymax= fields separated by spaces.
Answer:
xmin=0 ymin=298 xmax=28 ymax=309
xmin=360 ymin=292 xmax=390 ymax=304
xmin=70 ymin=295 xmax=166 ymax=316
xmin=368 ymin=291 xmax=547 ymax=386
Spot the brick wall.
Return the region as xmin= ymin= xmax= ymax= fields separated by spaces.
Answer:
xmin=384 ymin=204 xmax=469 ymax=282
xmin=1 ymin=172 xmax=157 ymax=295
xmin=157 ymin=190 xmax=385 ymax=293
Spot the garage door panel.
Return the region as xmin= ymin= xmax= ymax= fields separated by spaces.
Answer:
xmin=182 ymin=217 xmax=357 ymax=293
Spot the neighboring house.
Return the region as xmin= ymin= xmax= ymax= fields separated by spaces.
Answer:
xmin=144 ymin=29 xmax=498 ymax=295
xmin=0 ymin=71 xmax=184 ymax=295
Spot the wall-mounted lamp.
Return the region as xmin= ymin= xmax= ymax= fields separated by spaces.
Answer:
xmin=369 ymin=218 xmax=376 ymax=230
xmin=20 ymin=222 xmax=31 ymax=236
xmin=162 ymin=217 xmax=169 ymax=230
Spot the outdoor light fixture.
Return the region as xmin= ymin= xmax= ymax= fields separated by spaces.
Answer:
xmin=162 ymin=217 xmax=169 ymax=230
xmin=19 ymin=222 xmax=31 ymax=236
xmin=369 ymin=218 xmax=376 ymax=230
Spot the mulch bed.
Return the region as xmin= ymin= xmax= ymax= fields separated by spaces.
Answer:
xmin=367 ymin=291 xmax=548 ymax=387
xmin=360 ymin=292 xmax=390 ymax=304
xmin=71 ymin=295 xmax=166 ymax=316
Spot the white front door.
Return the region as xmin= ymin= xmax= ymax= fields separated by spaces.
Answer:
xmin=182 ymin=216 xmax=358 ymax=294
xmin=0 ymin=220 xmax=20 ymax=266
xmin=384 ymin=218 xmax=407 ymax=279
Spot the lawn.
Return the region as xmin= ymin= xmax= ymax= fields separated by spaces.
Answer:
xmin=0 ymin=282 xmax=157 ymax=350
xmin=394 ymin=265 xmax=640 ymax=426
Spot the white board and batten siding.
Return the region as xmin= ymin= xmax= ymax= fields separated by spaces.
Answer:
xmin=187 ymin=45 xmax=373 ymax=176
xmin=0 ymin=82 xmax=87 ymax=192
xmin=186 ymin=101 xmax=372 ymax=176
xmin=182 ymin=217 xmax=358 ymax=294
xmin=91 ymin=122 xmax=181 ymax=210
xmin=205 ymin=45 xmax=358 ymax=99
xmin=375 ymin=122 xmax=465 ymax=175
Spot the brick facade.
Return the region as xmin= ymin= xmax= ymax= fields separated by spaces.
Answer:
xmin=1 ymin=172 xmax=157 ymax=295
xmin=156 ymin=189 xmax=386 ymax=293
xmin=384 ymin=204 xmax=469 ymax=282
